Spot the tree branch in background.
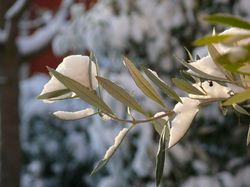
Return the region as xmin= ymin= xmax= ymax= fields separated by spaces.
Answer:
xmin=17 ymin=0 xmax=73 ymax=57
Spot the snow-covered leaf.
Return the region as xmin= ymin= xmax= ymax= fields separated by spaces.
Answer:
xmin=52 ymin=108 xmax=96 ymax=120
xmin=91 ymin=127 xmax=130 ymax=175
xmin=168 ymin=98 xmax=200 ymax=148
xmin=175 ymin=56 xmax=230 ymax=83
xmin=48 ymin=67 xmax=113 ymax=114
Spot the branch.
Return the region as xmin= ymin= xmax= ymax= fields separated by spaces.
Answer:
xmin=5 ymin=0 xmax=28 ymax=20
xmin=16 ymin=0 xmax=73 ymax=56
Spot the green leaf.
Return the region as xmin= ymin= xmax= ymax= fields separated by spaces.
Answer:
xmin=123 ymin=57 xmax=167 ymax=108
xmin=143 ymin=68 xmax=182 ymax=103
xmin=37 ymin=89 xmax=71 ymax=100
xmin=174 ymin=55 xmax=231 ymax=83
xmin=152 ymin=119 xmax=166 ymax=135
xmin=96 ymin=76 xmax=146 ymax=114
xmin=172 ymin=78 xmax=205 ymax=95
xmin=222 ymin=89 xmax=250 ymax=106
xmin=180 ymin=70 xmax=198 ymax=83
xmin=184 ymin=47 xmax=194 ymax=62
xmin=156 ymin=124 xmax=169 ymax=187
xmin=217 ymin=48 xmax=250 ymax=73
xmin=208 ymin=44 xmax=221 ymax=62
xmin=193 ymin=34 xmax=232 ymax=46
xmin=194 ymin=34 xmax=250 ymax=46
xmin=203 ymin=14 xmax=250 ymax=30
xmin=90 ymin=159 xmax=108 ymax=176
xmin=48 ymin=67 xmax=113 ymax=114
xmin=247 ymin=125 xmax=250 ymax=146
xmin=233 ymin=104 xmax=250 ymax=116
xmin=91 ymin=127 xmax=131 ymax=175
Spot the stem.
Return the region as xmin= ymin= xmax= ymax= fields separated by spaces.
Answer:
xmin=103 ymin=110 xmax=174 ymax=125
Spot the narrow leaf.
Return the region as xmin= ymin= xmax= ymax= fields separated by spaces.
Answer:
xmin=208 ymin=44 xmax=233 ymax=80
xmin=184 ymin=47 xmax=194 ymax=62
xmin=193 ymin=34 xmax=232 ymax=46
xmin=96 ymin=76 xmax=146 ymax=114
xmin=152 ymin=119 xmax=166 ymax=135
xmin=37 ymin=89 xmax=71 ymax=100
xmin=222 ymin=89 xmax=250 ymax=106
xmin=143 ymin=68 xmax=182 ymax=103
xmin=91 ymin=127 xmax=131 ymax=175
xmin=208 ymin=44 xmax=221 ymax=62
xmin=217 ymin=48 xmax=250 ymax=72
xmin=156 ymin=124 xmax=169 ymax=187
xmin=172 ymin=78 xmax=205 ymax=95
xmin=247 ymin=125 xmax=250 ymax=146
xmin=48 ymin=67 xmax=113 ymax=114
xmin=123 ymin=57 xmax=167 ymax=108
xmin=203 ymin=14 xmax=250 ymax=30
xmin=233 ymin=104 xmax=250 ymax=116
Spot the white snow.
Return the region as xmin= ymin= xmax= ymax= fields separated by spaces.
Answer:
xmin=103 ymin=128 xmax=128 ymax=160
xmin=0 ymin=22 xmax=11 ymax=43
xmin=17 ymin=0 xmax=73 ymax=55
xmin=53 ymin=108 xmax=95 ymax=120
xmin=5 ymin=0 xmax=27 ymax=20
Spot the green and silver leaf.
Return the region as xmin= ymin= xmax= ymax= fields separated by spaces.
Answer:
xmin=172 ymin=78 xmax=205 ymax=95
xmin=96 ymin=76 xmax=146 ymax=114
xmin=156 ymin=124 xmax=169 ymax=187
xmin=247 ymin=125 xmax=250 ymax=146
xmin=222 ymin=89 xmax=250 ymax=106
xmin=203 ymin=14 xmax=250 ymax=30
xmin=143 ymin=67 xmax=182 ymax=103
xmin=37 ymin=89 xmax=71 ymax=100
xmin=123 ymin=57 xmax=167 ymax=108
xmin=233 ymin=104 xmax=250 ymax=116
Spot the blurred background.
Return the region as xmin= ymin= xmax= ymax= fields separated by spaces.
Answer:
xmin=0 ymin=0 xmax=250 ymax=187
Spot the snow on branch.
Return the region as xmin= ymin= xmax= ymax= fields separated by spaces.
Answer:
xmin=17 ymin=0 xmax=73 ymax=56
xmin=0 ymin=22 xmax=11 ymax=43
xmin=5 ymin=0 xmax=27 ymax=20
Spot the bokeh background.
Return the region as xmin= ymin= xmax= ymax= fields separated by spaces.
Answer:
xmin=0 ymin=0 xmax=250 ymax=187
